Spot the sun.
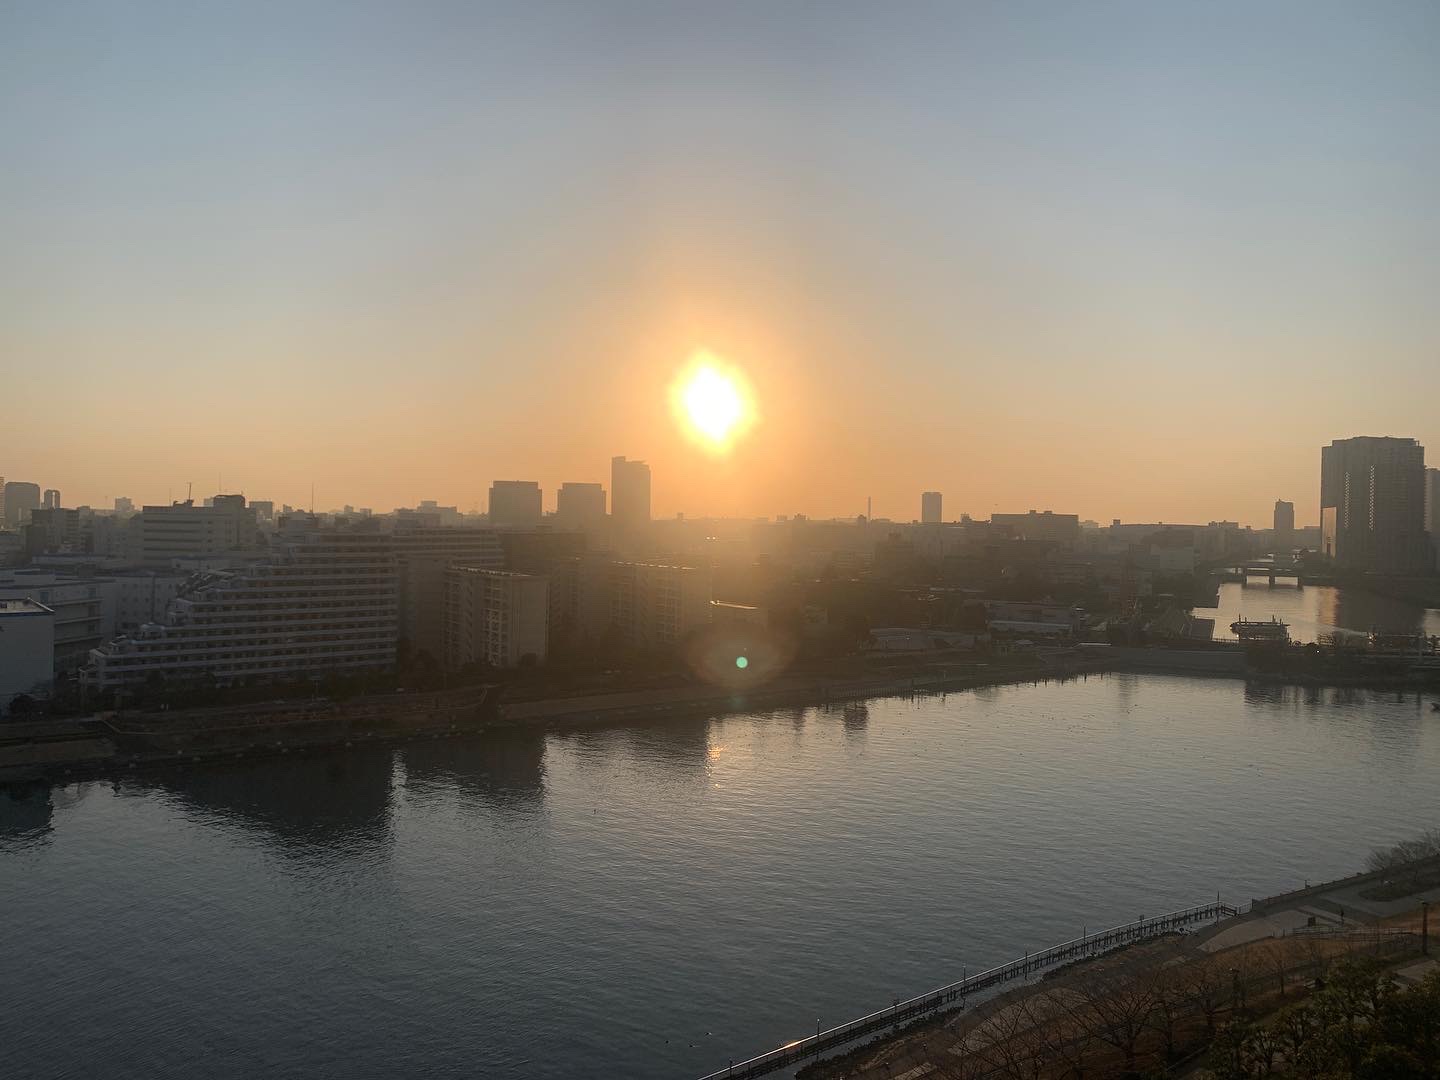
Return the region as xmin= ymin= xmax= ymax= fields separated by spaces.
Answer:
xmin=671 ymin=353 xmax=755 ymax=452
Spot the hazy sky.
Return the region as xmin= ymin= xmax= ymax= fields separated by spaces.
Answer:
xmin=4 ymin=1 xmax=1438 ymax=525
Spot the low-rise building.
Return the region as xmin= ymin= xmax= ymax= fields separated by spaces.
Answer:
xmin=0 ymin=569 xmax=117 ymax=674
xmin=0 ymin=599 xmax=55 ymax=713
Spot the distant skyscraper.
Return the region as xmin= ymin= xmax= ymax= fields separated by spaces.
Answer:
xmin=611 ymin=457 xmax=651 ymax=536
xmin=921 ymin=491 xmax=942 ymax=524
xmin=114 ymin=496 xmax=134 ymax=515
xmin=1273 ymin=499 xmax=1294 ymax=549
xmin=42 ymin=489 xmax=61 ymax=510
xmin=1319 ymin=436 xmax=1427 ymax=573
xmin=488 ymin=480 xmax=542 ymax=527
xmin=556 ymin=482 xmax=607 ymax=532
xmin=3 ymin=482 xmax=41 ymax=527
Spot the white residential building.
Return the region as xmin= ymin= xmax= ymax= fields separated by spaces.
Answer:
xmin=0 ymin=599 xmax=55 ymax=713
xmin=84 ymin=531 xmax=398 ymax=690
xmin=444 ymin=566 xmax=548 ymax=669
xmin=0 ymin=569 xmax=117 ymax=674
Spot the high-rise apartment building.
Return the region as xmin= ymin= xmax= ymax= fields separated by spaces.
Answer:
xmin=389 ymin=526 xmax=504 ymax=661
xmin=488 ymin=480 xmax=542 ymax=527
xmin=611 ymin=457 xmax=651 ymax=545
xmin=1273 ymin=500 xmax=1295 ymax=548
xmin=3 ymin=481 xmax=41 ymax=527
xmin=556 ymin=482 xmax=607 ymax=533
xmin=1319 ymin=436 xmax=1428 ymax=573
xmin=114 ymin=496 xmax=135 ymax=515
xmin=444 ymin=566 xmax=548 ymax=669
xmin=42 ymin=489 xmax=61 ymax=510
xmin=607 ymin=560 xmax=710 ymax=651
xmin=85 ymin=530 xmax=398 ymax=689
xmin=921 ymin=491 xmax=942 ymax=524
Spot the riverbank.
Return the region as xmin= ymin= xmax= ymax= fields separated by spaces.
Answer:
xmin=4 ymin=648 xmax=1435 ymax=789
xmin=0 ymin=656 xmax=1110 ymax=788
xmin=785 ymin=860 xmax=1440 ymax=1080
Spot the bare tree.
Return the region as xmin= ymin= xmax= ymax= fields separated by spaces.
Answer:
xmin=1143 ymin=960 xmax=1191 ymax=1064
xmin=1025 ymin=989 xmax=1095 ymax=1079
xmin=1063 ymin=967 xmax=1158 ymax=1074
xmin=962 ymin=997 xmax=1049 ymax=1080
xmin=1254 ymin=939 xmax=1292 ymax=1000
xmin=1180 ymin=953 xmax=1229 ymax=1035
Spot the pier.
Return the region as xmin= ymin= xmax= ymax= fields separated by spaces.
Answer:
xmin=696 ymin=901 xmax=1239 ymax=1080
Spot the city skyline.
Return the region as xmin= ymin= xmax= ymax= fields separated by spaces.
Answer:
xmin=6 ymin=4 xmax=1440 ymax=525
xmin=3 ymin=432 xmax=1432 ymax=529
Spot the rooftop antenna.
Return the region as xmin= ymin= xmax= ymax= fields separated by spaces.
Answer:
xmin=310 ymin=482 xmax=315 ymax=514
xmin=867 ymin=496 xmax=872 ymax=520
xmin=187 ymin=481 xmax=192 ymax=504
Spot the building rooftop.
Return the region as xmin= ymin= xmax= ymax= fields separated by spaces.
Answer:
xmin=0 ymin=598 xmax=54 ymax=617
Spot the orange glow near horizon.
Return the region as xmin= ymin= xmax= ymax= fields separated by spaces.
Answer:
xmin=671 ymin=352 xmax=756 ymax=454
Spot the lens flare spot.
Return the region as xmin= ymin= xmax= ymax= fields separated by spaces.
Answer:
xmin=735 ymin=655 xmax=749 ymax=669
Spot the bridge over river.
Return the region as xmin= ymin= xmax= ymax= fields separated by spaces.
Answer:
xmin=697 ymin=902 xmax=1239 ymax=1080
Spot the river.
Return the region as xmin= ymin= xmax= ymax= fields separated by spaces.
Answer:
xmin=1195 ymin=581 xmax=1440 ymax=643
xmin=4 ymin=673 xmax=1439 ymax=1079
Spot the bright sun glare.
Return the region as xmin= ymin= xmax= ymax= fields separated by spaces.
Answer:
xmin=672 ymin=354 xmax=754 ymax=451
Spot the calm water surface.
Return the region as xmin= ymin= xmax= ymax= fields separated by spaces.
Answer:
xmin=1197 ymin=581 xmax=1440 ymax=642
xmin=4 ymin=674 xmax=1440 ymax=1079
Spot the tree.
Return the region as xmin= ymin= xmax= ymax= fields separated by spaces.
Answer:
xmin=1255 ymin=939 xmax=1293 ymax=1000
xmin=1064 ymin=967 xmax=1157 ymax=1075
xmin=1181 ymin=954 xmax=1230 ymax=1035
xmin=1143 ymin=960 xmax=1191 ymax=1063
xmin=6 ymin=693 xmax=37 ymax=717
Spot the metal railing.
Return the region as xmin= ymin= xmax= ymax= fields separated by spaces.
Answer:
xmin=696 ymin=901 xmax=1240 ymax=1080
